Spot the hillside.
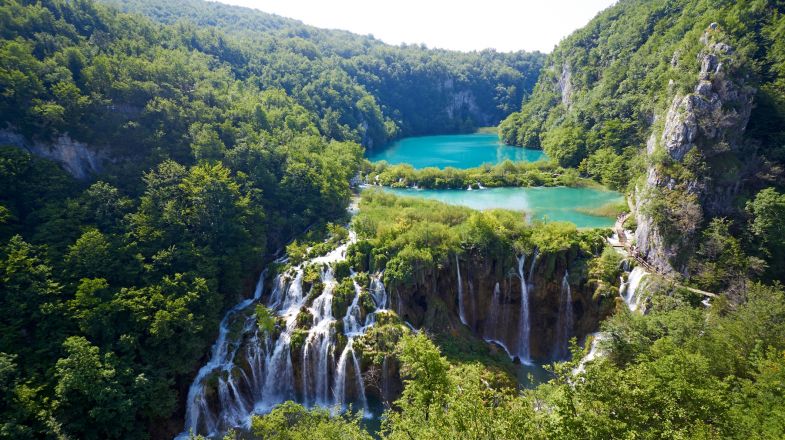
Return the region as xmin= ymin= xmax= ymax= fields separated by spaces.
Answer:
xmin=501 ymin=0 xmax=785 ymax=286
xmin=2 ymin=1 xmax=785 ymax=440
xmin=105 ymin=0 xmax=547 ymax=143
xmin=0 ymin=0 xmax=543 ymax=438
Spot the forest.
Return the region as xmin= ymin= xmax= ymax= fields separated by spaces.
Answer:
xmin=1 ymin=0 xmax=785 ymax=439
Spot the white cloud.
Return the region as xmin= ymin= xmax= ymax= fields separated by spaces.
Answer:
xmin=212 ymin=0 xmax=617 ymax=53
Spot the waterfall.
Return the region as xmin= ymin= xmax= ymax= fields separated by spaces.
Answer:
xmin=516 ymin=254 xmax=531 ymax=364
xmin=573 ymin=332 xmax=608 ymax=375
xmin=483 ymin=282 xmax=515 ymax=361
xmin=350 ymin=345 xmax=369 ymax=413
xmin=302 ymin=275 xmax=336 ymax=407
xmin=485 ymin=282 xmax=502 ymax=339
xmin=553 ymin=271 xmax=574 ymax=360
xmin=370 ymin=274 xmax=388 ymax=310
xmin=344 ymin=278 xmax=367 ymax=336
xmin=333 ymin=339 xmax=351 ymax=409
xmin=623 ymin=266 xmax=648 ymax=312
xmin=456 ymin=254 xmax=468 ymax=326
xmin=528 ymin=248 xmax=539 ymax=291
xmin=180 ymin=270 xmax=266 ymax=438
xmin=179 ymin=231 xmax=389 ymax=438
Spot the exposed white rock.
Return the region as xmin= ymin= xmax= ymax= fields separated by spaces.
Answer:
xmin=0 ymin=130 xmax=105 ymax=179
xmin=633 ymin=30 xmax=754 ymax=275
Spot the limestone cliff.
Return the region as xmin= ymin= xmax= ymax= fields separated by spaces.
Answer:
xmin=634 ymin=27 xmax=755 ymax=274
xmin=0 ymin=130 xmax=105 ymax=180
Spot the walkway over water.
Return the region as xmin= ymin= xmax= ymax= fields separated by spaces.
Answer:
xmin=609 ymin=212 xmax=717 ymax=299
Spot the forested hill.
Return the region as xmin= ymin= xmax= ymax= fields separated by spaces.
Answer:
xmin=501 ymin=0 xmax=785 ymax=286
xmin=0 ymin=0 xmax=540 ymax=438
xmin=105 ymin=0 xmax=546 ymax=143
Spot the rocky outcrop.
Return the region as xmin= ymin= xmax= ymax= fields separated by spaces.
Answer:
xmin=445 ymin=88 xmax=490 ymax=125
xmin=557 ymin=62 xmax=573 ymax=107
xmin=634 ymin=27 xmax=755 ymax=274
xmin=0 ymin=130 xmax=105 ymax=179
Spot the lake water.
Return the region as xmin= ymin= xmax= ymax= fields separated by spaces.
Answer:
xmin=379 ymin=186 xmax=622 ymax=228
xmin=367 ymin=133 xmax=545 ymax=169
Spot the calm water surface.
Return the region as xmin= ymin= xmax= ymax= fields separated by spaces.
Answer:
xmin=367 ymin=133 xmax=545 ymax=169
xmin=379 ymin=186 xmax=622 ymax=228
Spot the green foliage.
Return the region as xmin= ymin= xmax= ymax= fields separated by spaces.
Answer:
xmin=332 ymin=278 xmax=356 ymax=319
xmin=688 ymin=218 xmax=752 ymax=292
xmin=580 ymin=147 xmax=630 ymax=190
xmin=256 ymin=305 xmax=276 ymax=334
xmin=363 ymin=158 xmax=595 ymax=189
xmin=386 ymin=333 xmax=450 ymax=426
xmin=530 ymin=222 xmax=578 ymax=253
xmin=378 ymin=281 xmax=785 ymax=440
xmin=383 ymin=333 xmax=541 ymax=439
xmin=353 ymin=191 xmax=599 ymax=295
xmin=541 ymin=122 xmax=587 ymax=168
xmin=248 ymin=401 xmax=372 ymax=440
xmin=747 ymin=187 xmax=785 ymax=281
xmin=588 ymin=246 xmax=624 ymax=300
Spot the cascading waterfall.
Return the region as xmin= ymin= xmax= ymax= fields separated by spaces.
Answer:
xmin=553 ymin=271 xmax=574 ymax=360
xmin=456 ymin=254 xmax=468 ymax=326
xmin=301 ymin=267 xmax=336 ymax=407
xmin=333 ymin=338 xmax=368 ymax=412
xmin=179 ymin=270 xmax=267 ymax=439
xmin=516 ymin=254 xmax=531 ymax=363
xmin=572 ymin=332 xmax=608 ymax=375
xmin=178 ymin=233 xmax=390 ymax=439
xmin=528 ymin=249 xmax=539 ymax=291
xmin=622 ymin=266 xmax=648 ymax=312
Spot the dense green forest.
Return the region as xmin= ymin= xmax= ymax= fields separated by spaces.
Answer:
xmin=0 ymin=0 xmax=541 ymax=437
xmin=2 ymin=0 xmax=785 ymax=439
xmin=501 ymin=0 xmax=785 ymax=284
xmin=101 ymin=0 xmax=544 ymax=139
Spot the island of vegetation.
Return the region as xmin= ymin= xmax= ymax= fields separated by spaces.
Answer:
xmin=1 ymin=0 xmax=784 ymax=439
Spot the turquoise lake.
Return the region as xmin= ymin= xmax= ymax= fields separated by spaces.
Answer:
xmin=379 ymin=186 xmax=623 ymax=228
xmin=366 ymin=133 xmax=545 ymax=169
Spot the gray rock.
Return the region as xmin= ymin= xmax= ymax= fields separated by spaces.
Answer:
xmin=0 ymin=130 xmax=105 ymax=179
xmin=633 ymin=30 xmax=754 ymax=275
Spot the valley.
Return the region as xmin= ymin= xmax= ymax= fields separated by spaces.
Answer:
xmin=1 ymin=0 xmax=784 ymax=439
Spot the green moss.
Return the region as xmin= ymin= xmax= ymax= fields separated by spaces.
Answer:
xmin=332 ymin=260 xmax=351 ymax=281
xmin=290 ymin=329 xmax=309 ymax=351
xmin=332 ymin=278 xmax=356 ymax=318
xmin=296 ymin=310 xmax=313 ymax=329
xmin=356 ymin=323 xmax=408 ymax=365
xmin=256 ymin=305 xmax=276 ymax=334
xmin=359 ymin=291 xmax=375 ymax=313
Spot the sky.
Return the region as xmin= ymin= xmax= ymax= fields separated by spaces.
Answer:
xmin=213 ymin=0 xmax=617 ymax=53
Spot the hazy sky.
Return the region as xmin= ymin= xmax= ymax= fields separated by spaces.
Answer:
xmin=213 ymin=0 xmax=617 ymax=53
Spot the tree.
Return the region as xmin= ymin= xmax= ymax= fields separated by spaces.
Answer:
xmin=249 ymin=401 xmax=372 ymax=440
xmin=383 ymin=333 xmax=450 ymax=438
xmin=53 ymin=337 xmax=139 ymax=440
xmin=747 ymin=187 xmax=785 ymax=281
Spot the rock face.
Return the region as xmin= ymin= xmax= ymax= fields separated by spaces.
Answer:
xmin=634 ymin=28 xmax=754 ymax=274
xmin=557 ymin=62 xmax=573 ymax=107
xmin=445 ymin=89 xmax=484 ymax=122
xmin=0 ymin=130 xmax=105 ymax=179
xmin=392 ymin=250 xmax=609 ymax=362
